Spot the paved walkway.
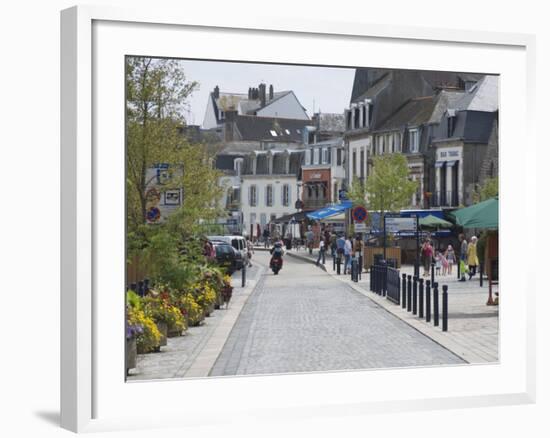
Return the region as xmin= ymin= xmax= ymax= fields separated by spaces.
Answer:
xmin=127 ymin=262 xmax=265 ymax=381
xmin=210 ymin=252 xmax=464 ymax=376
xmin=286 ymin=247 xmax=499 ymax=364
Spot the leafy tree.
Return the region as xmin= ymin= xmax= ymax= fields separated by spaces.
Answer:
xmin=125 ymin=57 xmax=224 ymax=282
xmin=126 ymin=56 xmax=199 ymax=230
xmin=347 ymin=176 xmax=368 ymax=207
xmin=364 ymin=154 xmax=418 ymax=218
xmin=473 ymin=176 xmax=498 ymax=203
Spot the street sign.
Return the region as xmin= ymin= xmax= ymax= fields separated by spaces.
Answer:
xmin=354 ymin=223 xmax=369 ymax=232
xmin=352 ymin=206 xmax=368 ymax=223
xmin=385 ymin=217 xmax=417 ymax=233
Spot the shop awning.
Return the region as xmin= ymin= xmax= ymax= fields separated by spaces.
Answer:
xmin=435 ymin=161 xmax=445 ymax=168
xmin=445 ymin=160 xmax=458 ymax=167
xmin=306 ymin=201 xmax=353 ymax=221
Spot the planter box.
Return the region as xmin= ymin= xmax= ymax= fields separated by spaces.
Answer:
xmin=126 ymin=337 xmax=137 ymax=374
xmin=363 ymin=246 xmax=402 ymax=269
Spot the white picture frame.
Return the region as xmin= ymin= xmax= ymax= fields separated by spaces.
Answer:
xmin=61 ymin=5 xmax=537 ymax=433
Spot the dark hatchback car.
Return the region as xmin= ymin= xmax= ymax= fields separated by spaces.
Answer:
xmin=211 ymin=241 xmax=240 ymax=274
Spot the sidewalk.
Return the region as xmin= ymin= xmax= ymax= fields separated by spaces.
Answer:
xmin=286 ymin=248 xmax=499 ymax=364
xmin=127 ymin=263 xmax=265 ymax=381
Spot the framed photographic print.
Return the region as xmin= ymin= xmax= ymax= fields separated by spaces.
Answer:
xmin=61 ymin=4 xmax=536 ymax=433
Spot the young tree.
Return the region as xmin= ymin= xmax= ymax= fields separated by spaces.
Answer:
xmin=126 ymin=56 xmax=199 ymax=230
xmin=364 ymin=154 xmax=418 ymax=219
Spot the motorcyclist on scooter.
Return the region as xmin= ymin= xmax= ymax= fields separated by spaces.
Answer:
xmin=269 ymin=240 xmax=285 ymax=271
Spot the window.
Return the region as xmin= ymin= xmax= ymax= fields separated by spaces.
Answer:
xmin=322 ymin=148 xmax=329 ymax=164
xmin=395 ymin=133 xmax=401 ymax=152
xmin=362 ymin=105 xmax=367 ymax=127
xmin=249 ymin=185 xmax=257 ymax=206
xmin=327 ymin=148 xmax=332 ymax=164
xmin=334 ymin=182 xmax=338 ymax=203
xmin=234 ymin=158 xmax=243 ymax=176
xmin=337 ymin=148 xmax=342 ymax=165
xmin=308 ymin=131 xmax=315 ymax=144
xmin=314 ymin=148 xmax=320 ymax=165
xmin=352 ymin=150 xmax=357 ymax=177
xmin=285 ymin=129 xmax=290 ymax=135
xmin=354 ymin=107 xmax=360 ymax=128
xmin=368 ymin=103 xmax=374 ymax=126
xmin=270 ymin=130 xmax=277 ymax=137
xmin=360 ymin=150 xmax=365 ymax=178
xmin=266 ymin=184 xmax=273 ymax=206
xmin=409 ymin=129 xmax=419 ymax=153
xmin=282 ymin=184 xmax=290 ymax=206
xmin=309 ymin=148 xmax=314 ymax=165
xmin=346 ymin=110 xmax=352 ymax=130
xmin=447 ymin=116 xmax=456 ymax=137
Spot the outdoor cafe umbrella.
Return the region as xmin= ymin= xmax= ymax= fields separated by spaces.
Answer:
xmin=450 ymin=197 xmax=498 ymax=229
xmin=419 ymin=214 xmax=453 ymax=229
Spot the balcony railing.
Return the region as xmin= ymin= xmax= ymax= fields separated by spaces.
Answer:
xmin=428 ymin=190 xmax=459 ymax=208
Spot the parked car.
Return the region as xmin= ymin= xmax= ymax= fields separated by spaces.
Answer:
xmin=207 ymin=235 xmax=248 ymax=269
xmin=211 ymin=241 xmax=239 ymax=274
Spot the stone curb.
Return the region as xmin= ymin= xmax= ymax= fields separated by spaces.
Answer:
xmin=286 ymin=251 xmax=327 ymax=272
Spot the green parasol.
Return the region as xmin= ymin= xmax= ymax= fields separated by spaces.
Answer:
xmin=450 ymin=197 xmax=498 ymax=229
xmin=419 ymin=214 xmax=453 ymax=229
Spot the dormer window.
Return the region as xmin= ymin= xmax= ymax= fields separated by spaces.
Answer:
xmin=446 ymin=109 xmax=456 ymax=137
xmin=234 ymin=158 xmax=243 ymax=176
xmin=409 ymin=128 xmax=419 ymax=153
xmin=270 ymin=130 xmax=278 ymax=137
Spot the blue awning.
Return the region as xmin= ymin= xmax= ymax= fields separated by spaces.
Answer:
xmin=306 ymin=200 xmax=353 ymax=220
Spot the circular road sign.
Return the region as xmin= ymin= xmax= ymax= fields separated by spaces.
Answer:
xmin=352 ymin=206 xmax=368 ymax=223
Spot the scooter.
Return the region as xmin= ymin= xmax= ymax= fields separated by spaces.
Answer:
xmin=270 ymin=256 xmax=283 ymax=275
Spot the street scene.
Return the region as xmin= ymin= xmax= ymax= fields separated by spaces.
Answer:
xmin=125 ymin=57 xmax=499 ymax=381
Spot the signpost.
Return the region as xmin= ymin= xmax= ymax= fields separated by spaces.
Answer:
xmin=352 ymin=206 xmax=368 ymax=223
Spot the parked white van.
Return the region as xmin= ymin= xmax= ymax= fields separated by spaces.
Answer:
xmin=207 ymin=235 xmax=249 ymax=269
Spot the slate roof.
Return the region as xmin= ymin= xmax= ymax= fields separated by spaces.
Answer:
xmin=317 ymin=113 xmax=345 ymax=132
xmin=215 ymin=91 xmax=290 ymax=113
xmin=432 ymin=110 xmax=497 ymax=144
xmin=353 ymin=73 xmax=391 ymax=103
xmin=427 ymin=90 xmax=466 ymax=124
xmin=214 ymin=153 xmax=245 ymax=171
xmin=454 ymin=75 xmax=499 ymax=112
xmin=375 ymin=96 xmax=437 ymax=132
xmin=234 ymin=115 xmax=313 ymax=142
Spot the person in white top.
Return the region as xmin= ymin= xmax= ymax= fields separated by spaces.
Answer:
xmin=316 ymin=239 xmax=326 ymax=266
xmin=344 ymin=237 xmax=352 ymax=274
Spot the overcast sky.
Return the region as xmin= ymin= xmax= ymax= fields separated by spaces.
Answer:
xmin=173 ymin=59 xmax=356 ymax=127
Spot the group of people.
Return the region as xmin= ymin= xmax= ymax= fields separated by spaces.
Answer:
xmin=313 ymin=228 xmax=363 ymax=275
xmin=420 ymin=233 xmax=480 ymax=281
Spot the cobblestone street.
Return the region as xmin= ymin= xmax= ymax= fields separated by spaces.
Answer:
xmin=210 ymin=251 xmax=464 ymax=376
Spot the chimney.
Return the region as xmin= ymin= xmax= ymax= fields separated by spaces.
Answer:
xmin=259 ymin=83 xmax=266 ymax=107
xmin=213 ymin=85 xmax=220 ymax=99
xmin=269 ymin=84 xmax=274 ymax=100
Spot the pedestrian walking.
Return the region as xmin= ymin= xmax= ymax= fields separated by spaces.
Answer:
xmin=421 ymin=239 xmax=434 ymax=277
xmin=467 ymin=236 xmax=479 ymax=279
xmin=316 ymin=239 xmax=326 ymax=266
xmin=435 ymin=251 xmax=442 ymax=276
xmin=305 ymin=226 xmax=314 ymax=255
xmin=330 ymin=232 xmax=337 ymax=258
xmin=344 ymin=236 xmax=352 ymax=275
xmin=459 ymin=233 xmax=468 ymax=281
xmin=445 ymin=244 xmax=456 ymax=275
xmin=263 ymin=227 xmax=270 ymax=249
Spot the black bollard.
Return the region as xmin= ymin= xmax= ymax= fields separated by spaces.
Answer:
xmin=442 ymin=285 xmax=448 ymax=332
xmin=242 ymin=264 xmax=246 ymax=287
xmin=382 ymin=263 xmax=387 ymax=295
xmin=433 ymin=282 xmax=439 ymax=327
xmin=418 ymin=278 xmax=424 ymax=318
xmin=336 ymin=256 xmax=341 ymax=275
xmin=412 ymin=276 xmax=418 ymax=315
xmin=359 ymin=255 xmax=363 ymax=281
xmin=407 ymin=275 xmax=412 ymax=312
xmin=370 ymin=266 xmax=374 ymax=292
xmin=431 ymin=261 xmax=435 ymax=285
xmin=402 ymin=273 xmax=407 ymax=309
xmin=425 ymin=280 xmax=431 ymax=323
xmin=333 ymin=254 xmax=336 ymax=272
